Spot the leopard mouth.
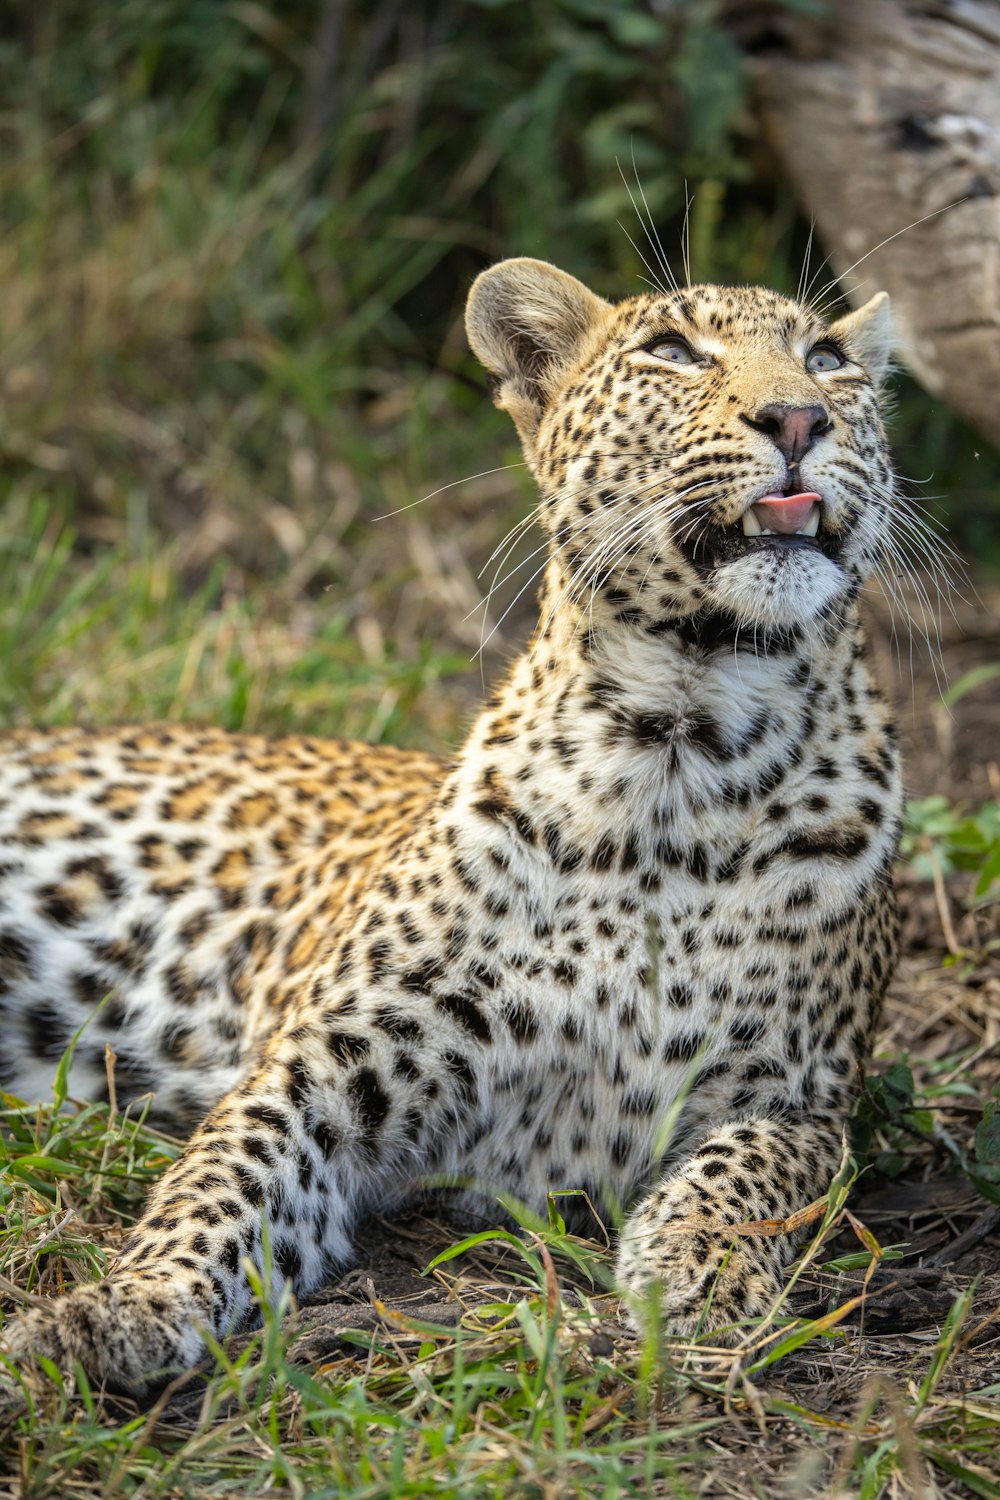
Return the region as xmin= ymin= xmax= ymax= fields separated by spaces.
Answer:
xmin=741 ymin=492 xmax=821 ymax=541
xmin=679 ymin=488 xmax=844 ymax=571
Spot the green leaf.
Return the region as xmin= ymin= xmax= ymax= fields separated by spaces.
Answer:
xmin=425 ymin=1228 xmax=534 ymax=1273
xmin=975 ymin=1103 xmax=1000 ymax=1167
xmin=822 ymin=1248 xmax=904 ymax=1272
xmin=922 ymin=1447 xmax=1000 ymax=1500
xmin=607 ymin=10 xmax=664 ymax=48
xmin=546 ymin=1195 xmax=566 ymax=1235
xmin=7 ymin=1153 xmax=87 ymax=1177
xmin=882 ymin=1061 xmax=915 ymax=1110
xmin=975 ymin=845 xmax=1000 ymax=898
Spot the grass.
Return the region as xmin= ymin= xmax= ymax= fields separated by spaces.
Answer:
xmin=0 ymin=494 xmax=477 ymax=749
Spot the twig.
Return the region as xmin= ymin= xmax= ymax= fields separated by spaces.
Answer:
xmin=104 ymin=1042 xmax=118 ymax=1122
xmin=0 ymin=1272 xmax=47 ymax=1306
xmin=923 ymin=1202 xmax=1000 ymax=1268
xmin=19 ymin=1207 xmax=78 ymax=1257
xmin=929 ymin=849 xmax=962 ymax=956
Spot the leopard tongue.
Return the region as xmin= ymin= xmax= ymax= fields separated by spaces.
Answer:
xmin=752 ymin=492 xmax=821 ymax=535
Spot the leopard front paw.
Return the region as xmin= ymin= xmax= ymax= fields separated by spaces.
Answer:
xmin=1 ymin=1275 xmax=212 ymax=1397
xmin=616 ymin=1195 xmax=782 ymax=1343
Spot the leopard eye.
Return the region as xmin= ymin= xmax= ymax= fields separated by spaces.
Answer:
xmin=647 ymin=336 xmax=696 ymax=367
xmin=806 ymin=343 xmax=845 ymax=374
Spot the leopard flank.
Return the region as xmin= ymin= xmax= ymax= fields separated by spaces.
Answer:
xmin=1 ymin=259 xmax=903 ymax=1395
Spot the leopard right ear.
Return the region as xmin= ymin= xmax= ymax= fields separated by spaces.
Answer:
xmin=466 ymin=258 xmax=610 ymax=448
xmin=828 ymin=291 xmax=894 ymax=387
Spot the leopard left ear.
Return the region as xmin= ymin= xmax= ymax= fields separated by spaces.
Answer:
xmin=466 ymin=258 xmax=611 ymax=448
xmin=828 ymin=292 xmax=894 ymax=386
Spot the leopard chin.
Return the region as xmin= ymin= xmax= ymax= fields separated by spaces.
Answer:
xmin=706 ymin=545 xmax=850 ymax=631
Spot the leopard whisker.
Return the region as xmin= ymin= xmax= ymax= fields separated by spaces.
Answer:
xmin=575 ymin=483 xmax=717 ymax=607
xmin=796 ymin=219 xmax=817 ymax=307
xmin=477 ymin=471 xmax=667 ymax=643
xmin=804 ymin=200 xmax=964 ymax=316
xmin=867 ymin=529 xmax=948 ymax=697
xmin=619 ymin=153 xmax=683 ymax=297
xmin=537 ymin=486 xmax=702 ymax=653
xmin=507 ymin=476 xmax=689 ymax=660
xmin=372 ymin=461 xmax=529 ymax=522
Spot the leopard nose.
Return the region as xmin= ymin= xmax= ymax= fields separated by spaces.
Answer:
xmin=742 ymin=403 xmax=831 ymax=463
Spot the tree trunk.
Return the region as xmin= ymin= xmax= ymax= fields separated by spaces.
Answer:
xmin=726 ymin=0 xmax=1000 ymax=444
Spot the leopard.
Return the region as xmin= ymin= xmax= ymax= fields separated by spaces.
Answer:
xmin=0 ymin=257 xmax=903 ymax=1397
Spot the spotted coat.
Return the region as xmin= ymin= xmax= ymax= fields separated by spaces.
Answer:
xmin=2 ymin=259 xmax=902 ymax=1393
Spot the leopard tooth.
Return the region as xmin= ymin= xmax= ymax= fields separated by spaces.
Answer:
xmin=741 ymin=508 xmax=762 ymax=536
xmin=800 ymin=504 xmax=820 ymax=537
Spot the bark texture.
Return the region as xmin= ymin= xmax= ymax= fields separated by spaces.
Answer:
xmin=727 ymin=0 xmax=1000 ymax=442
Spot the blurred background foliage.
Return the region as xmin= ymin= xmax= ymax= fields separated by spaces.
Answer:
xmin=0 ymin=0 xmax=997 ymax=742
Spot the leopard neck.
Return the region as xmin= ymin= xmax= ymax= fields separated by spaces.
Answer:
xmin=455 ymin=595 xmax=873 ymax=847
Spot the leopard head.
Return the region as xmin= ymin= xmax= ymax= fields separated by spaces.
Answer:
xmin=466 ymin=257 xmax=895 ymax=639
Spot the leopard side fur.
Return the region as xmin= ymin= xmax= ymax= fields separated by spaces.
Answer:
xmin=0 ymin=259 xmax=902 ymax=1394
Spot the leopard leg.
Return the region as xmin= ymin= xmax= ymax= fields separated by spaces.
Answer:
xmin=2 ymin=1009 xmax=461 ymax=1396
xmin=616 ymin=1117 xmax=843 ymax=1341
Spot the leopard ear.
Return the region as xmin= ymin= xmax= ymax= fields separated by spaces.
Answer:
xmin=466 ymin=258 xmax=610 ymax=446
xmin=828 ymin=292 xmax=894 ymax=386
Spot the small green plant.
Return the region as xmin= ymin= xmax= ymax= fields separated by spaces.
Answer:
xmin=901 ymin=794 xmax=1000 ymax=902
xmin=854 ymin=1061 xmax=1000 ymax=1206
xmin=974 ymin=1086 xmax=1000 ymax=1203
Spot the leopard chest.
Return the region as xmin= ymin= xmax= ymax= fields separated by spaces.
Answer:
xmin=435 ymin=784 xmax=897 ymax=1209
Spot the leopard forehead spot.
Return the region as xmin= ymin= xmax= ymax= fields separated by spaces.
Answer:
xmin=1 ymin=260 xmax=906 ymax=1393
